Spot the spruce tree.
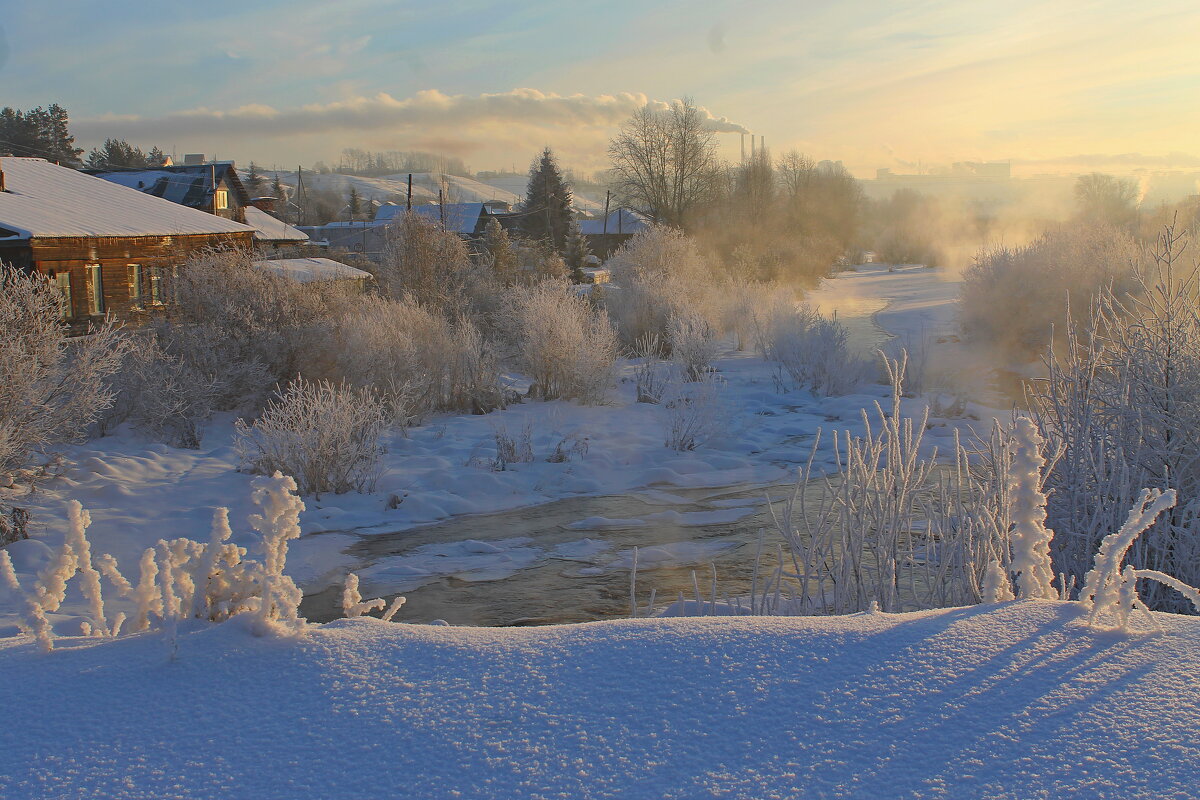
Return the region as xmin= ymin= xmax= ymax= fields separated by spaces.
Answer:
xmin=563 ymin=220 xmax=592 ymax=283
xmin=272 ymin=174 xmax=286 ymax=202
xmin=245 ymin=161 xmax=264 ymax=194
xmin=520 ymin=148 xmax=573 ymax=252
xmin=482 ymin=217 xmax=520 ymax=285
xmin=348 ymin=186 xmax=362 ymax=221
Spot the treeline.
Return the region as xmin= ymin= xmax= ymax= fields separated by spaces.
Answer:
xmin=0 ymin=105 xmax=82 ymax=165
xmin=331 ymin=148 xmax=471 ymax=177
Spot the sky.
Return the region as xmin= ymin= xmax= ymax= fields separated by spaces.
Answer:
xmin=3 ymin=0 xmax=1199 ymax=178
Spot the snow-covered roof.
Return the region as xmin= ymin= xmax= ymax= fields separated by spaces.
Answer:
xmin=578 ymin=209 xmax=649 ymax=236
xmin=253 ymin=257 xmax=372 ymax=284
xmin=0 ymin=158 xmax=254 ymax=239
xmin=244 ymin=206 xmax=308 ymax=242
xmin=89 ymin=162 xmax=250 ymax=211
xmin=374 ymin=202 xmax=487 ymax=234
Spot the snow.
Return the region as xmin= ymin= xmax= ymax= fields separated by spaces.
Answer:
xmin=0 ymin=262 xmax=1001 ymax=633
xmin=243 ymin=205 xmax=309 ymax=241
xmin=253 ymin=257 xmax=372 ymax=284
xmin=1 ymin=602 xmax=1198 ymax=798
xmin=0 ymin=158 xmax=254 ymax=238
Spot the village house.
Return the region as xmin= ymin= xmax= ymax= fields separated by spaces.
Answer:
xmin=87 ymin=162 xmax=310 ymax=252
xmin=0 ymin=157 xmax=256 ymax=328
xmin=578 ymin=208 xmax=648 ymax=259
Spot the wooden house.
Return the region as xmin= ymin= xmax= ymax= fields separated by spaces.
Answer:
xmin=0 ymin=157 xmax=255 ymax=329
xmin=579 ymin=208 xmax=649 ymax=259
xmin=85 ymin=162 xmax=252 ymax=223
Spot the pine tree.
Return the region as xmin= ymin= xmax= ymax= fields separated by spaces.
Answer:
xmin=45 ymin=104 xmax=82 ymax=166
xmin=147 ymin=146 xmax=168 ymax=167
xmin=482 ymin=218 xmax=520 ymax=285
xmin=0 ymin=104 xmax=82 ymax=164
xmin=520 ymin=148 xmax=574 ymax=252
xmin=272 ymin=174 xmax=286 ymax=201
xmin=563 ymin=220 xmax=592 ymax=283
xmin=348 ymin=186 xmax=362 ymax=221
xmin=245 ymin=161 xmax=264 ymax=195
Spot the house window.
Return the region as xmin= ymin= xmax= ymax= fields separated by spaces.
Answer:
xmin=214 ymin=188 xmax=229 ymax=210
xmin=86 ymin=264 xmax=105 ymax=315
xmin=53 ymin=271 xmax=72 ymax=319
xmin=149 ymin=266 xmax=166 ymax=305
xmin=127 ymin=264 xmax=143 ymax=307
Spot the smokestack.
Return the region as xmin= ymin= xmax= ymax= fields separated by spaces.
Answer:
xmin=751 ymin=136 xmax=755 ymax=159
xmin=760 ymin=135 xmax=765 ymax=155
xmin=740 ymin=133 xmax=745 ymax=164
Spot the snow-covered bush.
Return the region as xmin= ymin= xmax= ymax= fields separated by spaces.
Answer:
xmin=235 ymin=379 xmax=387 ymax=497
xmin=1030 ymin=225 xmax=1200 ymax=611
xmin=493 ymin=421 xmax=534 ymax=469
xmin=668 ymin=310 xmax=719 ymax=381
xmin=0 ymin=266 xmax=128 ymax=475
xmin=755 ymin=300 xmax=869 ymax=396
xmin=321 ymin=296 xmax=501 ymax=417
xmin=376 ymin=211 xmax=472 ymax=314
xmin=0 ymin=472 xmax=309 ymax=651
xmin=137 ymin=249 xmax=350 ymax=434
xmin=1006 ymin=418 xmax=1057 ymax=600
xmin=1074 ymin=488 xmax=1194 ymax=631
xmin=508 ymin=280 xmax=618 ymax=404
xmin=766 ymin=357 xmax=1015 ymax=614
xmin=342 ymin=572 xmax=405 ymax=621
xmin=99 ymin=332 xmax=224 ymax=448
xmin=960 ymin=224 xmax=1138 ymax=358
xmin=604 ymin=226 xmax=713 ymax=349
xmin=662 ymin=372 xmax=727 ymax=451
xmin=630 ymin=334 xmax=668 ymax=404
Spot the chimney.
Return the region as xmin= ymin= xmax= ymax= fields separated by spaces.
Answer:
xmin=249 ymin=196 xmax=277 ymax=213
xmin=183 ymin=153 xmax=206 ymax=166
xmin=0 ymin=157 xmax=5 ymax=193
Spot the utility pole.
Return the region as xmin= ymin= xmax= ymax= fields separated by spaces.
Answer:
xmin=406 ymin=173 xmax=412 ymax=211
xmin=439 ymin=188 xmax=445 ymax=227
xmin=211 ymin=163 xmax=217 ymax=215
xmin=295 ymin=166 xmax=305 ymax=226
xmin=603 ymin=190 xmax=610 ymax=235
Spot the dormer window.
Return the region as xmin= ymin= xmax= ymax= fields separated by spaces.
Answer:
xmin=214 ymin=188 xmax=229 ymax=210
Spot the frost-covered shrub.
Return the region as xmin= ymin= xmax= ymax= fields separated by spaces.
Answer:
xmin=630 ymin=334 xmax=669 ymax=404
xmin=492 ymin=421 xmax=534 ymax=470
xmin=508 ymin=280 xmax=618 ymax=404
xmin=1072 ymin=487 xmax=1200 ymax=631
xmin=765 ymin=357 xmax=1016 ymax=614
xmin=235 ymin=379 xmax=387 ymax=497
xmin=0 ymin=472 xmax=309 ymax=651
xmin=145 ymin=249 xmax=349 ymax=427
xmin=960 ymin=224 xmax=1139 ymax=358
xmin=376 ymin=212 xmax=472 ymax=314
xmin=321 ymin=296 xmax=501 ymax=417
xmin=0 ymin=266 xmax=128 ymax=475
xmin=668 ymin=310 xmax=719 ymax=381
xmin=755 ymin=300 xmax=868 ymax=396
xmin=662 ymin=372 xmax=727 ymax=451
xmin=99 ymin=332 xmax=225 ymax=448
xmin=1031 ymin=226 xmax=1200 ymax=611
xmin=604 ymin=226 xmax=713 ymax=349
xmin=342 ymin=572 xmax=405 ymax=621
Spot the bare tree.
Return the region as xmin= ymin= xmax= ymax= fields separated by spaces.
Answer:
xmin=608 ymin=98 xmax=720 ymax=227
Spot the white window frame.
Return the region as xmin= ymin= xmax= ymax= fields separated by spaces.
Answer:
xmin=214 ymin=188 xmax=229 ymax=210
xmin=86 ymin=264 xmax=105 ymax=315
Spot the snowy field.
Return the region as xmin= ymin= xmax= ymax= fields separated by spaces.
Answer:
xmin=0 ymin=263 xmax=996 ymax=631
xmin=2 ymin=601 xmax=1197 ymax=798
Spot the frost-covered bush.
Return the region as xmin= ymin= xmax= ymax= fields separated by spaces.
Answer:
xmin=765 ymin=357 xmax=1016 ymax=614
xmin=960 ymin=224 xmax=1138 ymax=358
xmin=668 ymin=310 xmax=719 ymax=381
xmin=235 ymin=379 xmax=387 ymax=497
xmin=0 ymin=472 xmax=308 ymax=651
xmin=137 ymin=249 xmax=350 ymax=432
xmin=342 ymin=572 xmax=405 ymax=621
xmin=0 ymin=266 xmax=128 ymax=475
xmin=604 ymin=226 xmax=713 ymax=349
xmin=376 ymin=211 xmax=472 ymax=314
xmin=508 ymin=280 xmax=618 ymax=404
xmin=492 ymin=421 xmax=534 ymax=469
xmin=1031 ymin=226 xmax=1200 ymax=611
xmin=662 ymin=372 xmax=727 ymax=451
xmin=320 ymin=296 xmax=501 ymax=418
xmin=630 ymin=334 xmax=669 ymax=404
xmin=754 ymin=300 xmax=869 ymax=396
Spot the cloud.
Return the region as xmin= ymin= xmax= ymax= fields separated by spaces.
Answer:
xmin=74 ymin=88 xmax=750 ymax=143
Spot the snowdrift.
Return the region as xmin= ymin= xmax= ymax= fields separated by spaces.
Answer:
xmin=1 ymin=601 xmax=1197 ymax=798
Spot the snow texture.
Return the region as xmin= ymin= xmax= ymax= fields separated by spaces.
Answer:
xmin=0 ymin=158 xmax=254 ymax=238
xmin=1 ymin=602 xmax=1198 ymax=798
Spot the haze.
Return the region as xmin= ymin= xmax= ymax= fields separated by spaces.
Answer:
xmin=5 ymin=0 xmax=1198 ymax=176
